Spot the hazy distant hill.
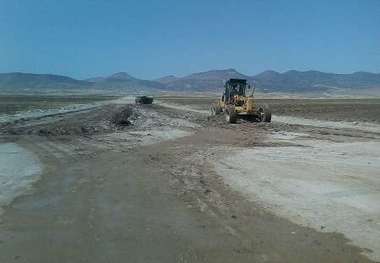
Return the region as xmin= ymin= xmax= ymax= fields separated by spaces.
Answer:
xmin=252 ymin=70 xmax=380 ymax=92
xmin=159 ymin=69 xmax=380 ymax=93
xmin=0 ymin=72 xmax=163 ymax=93
xmin=162 ymin=69 xmax=246 ymax=91
xmin=1 ymin=69 xmax=380 ymax=95
xmin=0 ymin=72 xmax=92 ymax=91
xmin=85 ymin=76 xmax=106 ymax=83
xmin=155 ymin=75 xmax=179 ymax=84
xmin=87 ymin=72 xmax=164 ymax=91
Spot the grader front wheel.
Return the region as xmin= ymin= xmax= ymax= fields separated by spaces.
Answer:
xmin=210 ymin=105 xmax=216 ymax=116
xmin=258 ymin=104 xmax=272 ymax=122
xmin=210 ymin=104 xmax=222 ymax=116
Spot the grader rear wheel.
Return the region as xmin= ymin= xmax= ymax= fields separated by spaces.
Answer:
xmin=264 ymin=109 xmax=272 ymax=122
xmin=225 ymin=109 xmax=237 ymax=123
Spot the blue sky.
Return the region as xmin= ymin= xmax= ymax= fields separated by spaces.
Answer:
xmin=0 ymin=0 xmax=379 ymax=79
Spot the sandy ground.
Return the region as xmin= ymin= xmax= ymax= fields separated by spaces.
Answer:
xmin=214 ymin=137 xmax=380 ymax=260
xmin=0 ymin=97 xmax=379 ymax=262
xmin=0 ymin=143 xmax=41 ymax=216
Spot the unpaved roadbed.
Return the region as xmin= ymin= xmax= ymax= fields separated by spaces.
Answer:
xmin=0 ymin=98 xmax=378 ymax=262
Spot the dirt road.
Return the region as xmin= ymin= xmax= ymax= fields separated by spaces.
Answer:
xmin=0 ymin=98 xmax=378 ymax=262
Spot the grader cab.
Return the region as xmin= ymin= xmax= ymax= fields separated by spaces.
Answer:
xmin=210 ymin=78 xmax=271 ymax=123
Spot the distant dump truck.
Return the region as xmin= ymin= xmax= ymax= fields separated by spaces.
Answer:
xmin=135 ymin=96 xmax=154 ymax=104
xmin=210 ymin=78 xmax=271 ymax=123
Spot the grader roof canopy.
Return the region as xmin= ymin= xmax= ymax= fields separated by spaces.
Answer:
xmin=225 ymin=79 xmax=247 ymax=86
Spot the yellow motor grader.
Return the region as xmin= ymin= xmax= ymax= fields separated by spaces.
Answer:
xmin=210 ymin=78 xmax=271 ymax=123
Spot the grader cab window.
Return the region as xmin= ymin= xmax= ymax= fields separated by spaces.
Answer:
xmin=224 ymin=79 xmax=247 ymax=103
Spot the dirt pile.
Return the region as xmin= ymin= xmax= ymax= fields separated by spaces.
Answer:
xmin=0 ymin=105 xmax=139 ymax=137
xmin=110 ymin=106 xmax=133 ymax=126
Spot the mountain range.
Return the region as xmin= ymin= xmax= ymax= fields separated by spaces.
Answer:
xmin=1 ymin=69 xmax=380 ymax=94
